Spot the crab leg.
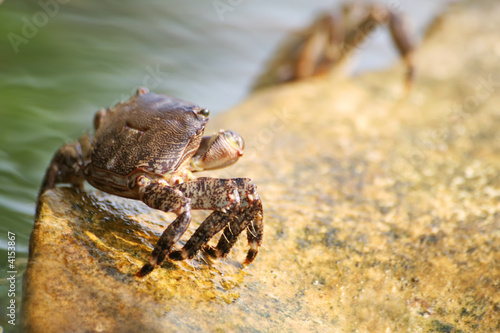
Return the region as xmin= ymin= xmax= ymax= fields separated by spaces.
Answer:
xmin=39 ymin=142 xmax=84 ymax=198
xmin=206 ymin=198 xmax=263 ymax=265
xmin=169 ymin=177 xmax=264 ymax=264
xmin=195 ymin=178 xmax=263 ymax=264
xmin=176 ymin=178 xmax=242 ymax=211
xmin=388 ymin=12 xmax=416 ymax=90
xmin=166 ymin=178 xmax=239 ymax=260
xmin=296 ymin=13 xmax=343 ymax=78
xmin=37 ymin=134 xmax=91 ymax=211
xmin=136 ymin=182 xmax=192 ymax=277
xmin=342 ymin=6 xmax=387 ymax=57
xmin=169 ymin=210 xmax=236 ymax=260
xmin=231 ymin=179 xmax=264 ymax=265
xmin=336 ymin=6 xmax=416 ymax=89
xmin=244 ymin=198 xmax=264 ymax=264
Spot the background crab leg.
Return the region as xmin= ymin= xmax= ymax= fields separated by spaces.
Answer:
xmin=136 ymin=182 xmax=192 ymax=277
xmin=337 ymin=5 xmax=416 ymax=89
xmin=388 ymin=12 xmax=416 ymax=90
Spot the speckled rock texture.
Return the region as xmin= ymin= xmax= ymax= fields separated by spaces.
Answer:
xmin=23 ymin=1 xmax=500 ymax=332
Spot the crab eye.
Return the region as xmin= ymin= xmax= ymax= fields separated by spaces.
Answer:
xmin=198 ymin=108 xmax=210 ymax=118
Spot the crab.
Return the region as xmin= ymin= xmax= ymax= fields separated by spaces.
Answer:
xmin=38 ymin=87 xmax=264 ymax=277
xmin=253 ymin=2 xmax=416 ymax=91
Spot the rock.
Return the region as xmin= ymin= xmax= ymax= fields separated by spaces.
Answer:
xmin=23 ymin=0 xmax=500 ymax=332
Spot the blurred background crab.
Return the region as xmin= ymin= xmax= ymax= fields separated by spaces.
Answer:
xmin=253 ymin=2 xmax=417 ymax=91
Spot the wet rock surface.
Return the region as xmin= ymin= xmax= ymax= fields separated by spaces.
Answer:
xmin=24 ymin=1 xmax=500 ymax=332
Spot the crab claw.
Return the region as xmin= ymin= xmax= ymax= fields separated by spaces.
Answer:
xmin=190 ymin=130 xmax=244 ymax=172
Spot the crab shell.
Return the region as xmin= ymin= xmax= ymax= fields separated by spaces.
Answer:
xmin=85 ymin=88 xmax=243 ymax=199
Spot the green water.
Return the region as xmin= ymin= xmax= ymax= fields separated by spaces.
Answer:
xmin=0 ymin=0 xmax=449 ymax=330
